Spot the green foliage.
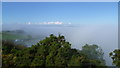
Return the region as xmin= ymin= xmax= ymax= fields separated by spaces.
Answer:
xmin=2 ymin=40 xmax=26 ymax=54
xmin=2 ymin=34 xmax=106 ymax=67
xmin=81 ymin=44 xmax=106 ymax=66
xmin=109 ymin=49 xmax=120 ymax=67
xmin=2 ymin=31 xmax=27 ymax=40
xmin=2 ymin=40 xmax=27 ymax=67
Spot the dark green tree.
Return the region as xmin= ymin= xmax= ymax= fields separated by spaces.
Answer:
xmin=109 ymin=49 xmax=120 ymax=67
xmin=81 ymin=44 xmax=106 ymax=66
xmin=2 ymin=34 xmax=106 ymax=67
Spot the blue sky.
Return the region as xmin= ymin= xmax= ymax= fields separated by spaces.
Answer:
xmin=2 ymin=2 xmax=118 ymax=25
xmin=2 ymin=0 xmax=119 ymax=2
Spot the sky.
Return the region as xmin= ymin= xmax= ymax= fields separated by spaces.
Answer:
xmin=2 ymin=0 xmax=119 ymax=2
xmin=2 ymin=2 xmax=118 ymax=25
xmin=0 ymin=2 xmax=2 ymax=31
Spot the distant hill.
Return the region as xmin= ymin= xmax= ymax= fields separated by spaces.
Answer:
xmin=2 ymin=30 xmax=28 ymax=40
xmin=1 ymin=30 xmax=46 ymax=46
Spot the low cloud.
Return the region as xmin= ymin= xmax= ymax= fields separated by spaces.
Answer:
xmin=26 ymin=21 xmax=64 ymax=25
xmin=25 ymin=21 xmax=72 ymax=25
xmin=43 ymin=21 xmax=63 ymax=25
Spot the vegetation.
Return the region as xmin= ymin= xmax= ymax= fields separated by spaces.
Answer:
xmin=2 ymin=34 xmax=106 ymax=67
xmin=109 ymin=49 xmax=120 ymax=67
xmin=81 ymin=44 xmax=106 ymax=66
xmin=2 ymin=31 xmax=27 ymax=40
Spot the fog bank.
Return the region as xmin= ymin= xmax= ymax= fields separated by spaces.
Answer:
xmin=2 ymin=23 xmax=118 ymax=66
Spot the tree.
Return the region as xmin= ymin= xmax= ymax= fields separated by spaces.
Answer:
xmin=109 ymin=49 xmax=120 ymax=67
xmin=2 ymin=40 xmax=27 ymax=67
xmin=81 ymin=44 xmax=106 ymax=66
xmin=2 ymin=34 xmax=106 ymax=67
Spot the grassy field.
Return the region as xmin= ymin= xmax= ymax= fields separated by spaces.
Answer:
xmin=1 ymin=31 xmax=28 ymax=40
xmin=1 ymin=30 xmax=46 ymax=46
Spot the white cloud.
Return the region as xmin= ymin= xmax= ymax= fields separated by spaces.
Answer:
xmin=43 ymin=21 xmax=63 ymax=25
xmin=26 ymin=21 xmax=64 ymax=25
xmin=28 ymin=22 xmax=31 ymax=25
xmin=68 ymin=23 xmax=71 ymax=24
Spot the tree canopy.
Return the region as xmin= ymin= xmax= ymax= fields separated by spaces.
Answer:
xmin=81 ymin=44 xmax=106 ymax=66
xmin=109 ymin=49 xmax=120 ymax=67
xmin=2 ymin=34 xmax=106 ymax=67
